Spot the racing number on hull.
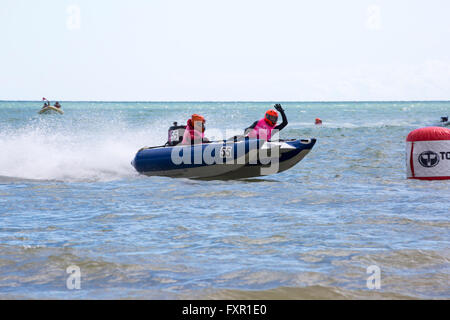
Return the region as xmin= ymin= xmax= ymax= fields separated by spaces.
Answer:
xmin=220 ymin=146 xmax=233 ymax=158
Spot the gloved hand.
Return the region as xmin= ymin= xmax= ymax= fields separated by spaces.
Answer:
xmin=274 ymin=104 xmax=284 ymax=112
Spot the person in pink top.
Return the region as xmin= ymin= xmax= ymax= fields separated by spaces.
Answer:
xmin=245 ymin=104 xmax=288 ymax=141
xmin=181 ymin=114 xmax=210 ymax=145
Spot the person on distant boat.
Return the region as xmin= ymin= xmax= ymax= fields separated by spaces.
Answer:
xmin=245 ymin=104 xmax=288 ymax=141
xmin=181 ymin=114 xmax=210 ymax=145
xmin=42 ymin=98 xmax=50 ymax=108
xmin=54 ymin=101 xmax=61 ymax=109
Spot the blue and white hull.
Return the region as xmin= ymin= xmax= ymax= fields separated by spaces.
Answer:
xmin=131 ymin=138 xmax=316 ymax=179
xmin=215 ymin=139 xmax=316 ymax=179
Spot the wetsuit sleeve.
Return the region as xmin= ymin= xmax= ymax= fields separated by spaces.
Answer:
xmin=244 ymin=121 xmax=258 ymax=135
xmin=274 ymin=109 xmax=288 ymax=131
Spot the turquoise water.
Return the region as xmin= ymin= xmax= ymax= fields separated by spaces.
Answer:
xmin=0 ymin=101 xmax=449 ymax=299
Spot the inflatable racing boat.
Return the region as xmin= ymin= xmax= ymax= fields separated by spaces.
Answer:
xmin=131 ymin=122 xmax=316 ymax=179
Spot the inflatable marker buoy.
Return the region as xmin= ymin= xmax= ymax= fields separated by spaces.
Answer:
xmin=406 ymin=127 xmax=450 ymax=180
xmin=315 ymin=118 xmax=322 ymax=125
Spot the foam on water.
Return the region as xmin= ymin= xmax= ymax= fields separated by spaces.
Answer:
xmin=0 ymin=116 xmax=166 ymax=182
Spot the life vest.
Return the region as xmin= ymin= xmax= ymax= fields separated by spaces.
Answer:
xmin=181 ymin=119 xmax=205 ymax=144
xmin=248 ymin=118 xmax=275 ymax=140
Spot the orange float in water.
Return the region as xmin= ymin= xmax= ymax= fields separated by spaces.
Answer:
xmin=315 ymin=118 xmax=322 ymax=125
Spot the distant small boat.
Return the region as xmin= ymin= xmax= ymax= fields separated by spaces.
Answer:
xmin=38 ymin=106 xmax=64 ymax=115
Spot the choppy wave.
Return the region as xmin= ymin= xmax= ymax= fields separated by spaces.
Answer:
xmin=0 ymin=243 xmax=448 ymax=299
xmin=204 ymin=286 xmax=416 ymax=300
xmin=288 ymin=119 xmax=421 ymax=129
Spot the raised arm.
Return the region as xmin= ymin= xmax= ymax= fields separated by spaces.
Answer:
xmin=274 ymin=104 xmax=288 ymax=131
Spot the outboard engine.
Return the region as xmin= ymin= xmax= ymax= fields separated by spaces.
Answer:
xmin=167 ymin=122 xmax=186 ymax=146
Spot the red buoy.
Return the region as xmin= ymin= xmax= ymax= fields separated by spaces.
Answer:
xmin=315 ymin=118 xmax=322 ymax=125
xmin=406 ymin=127 xmax=450 ymax=180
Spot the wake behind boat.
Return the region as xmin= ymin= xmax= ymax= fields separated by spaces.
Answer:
xmin=131 ymin=123 xmax=316 ymax=179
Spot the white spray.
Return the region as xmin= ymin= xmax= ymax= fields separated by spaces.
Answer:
xmin=0 ymin=118 xmax=166 ymax=182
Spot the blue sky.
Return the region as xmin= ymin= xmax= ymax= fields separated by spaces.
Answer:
xmin=1 ymin=0 xmax=449 ymax=101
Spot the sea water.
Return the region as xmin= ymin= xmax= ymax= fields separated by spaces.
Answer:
xmin=0 ymin=101 xmax=449 ymax=299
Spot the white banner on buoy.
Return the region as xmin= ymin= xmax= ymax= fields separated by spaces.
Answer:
xmin=407 ymin=140 xmax=450 ymax=179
